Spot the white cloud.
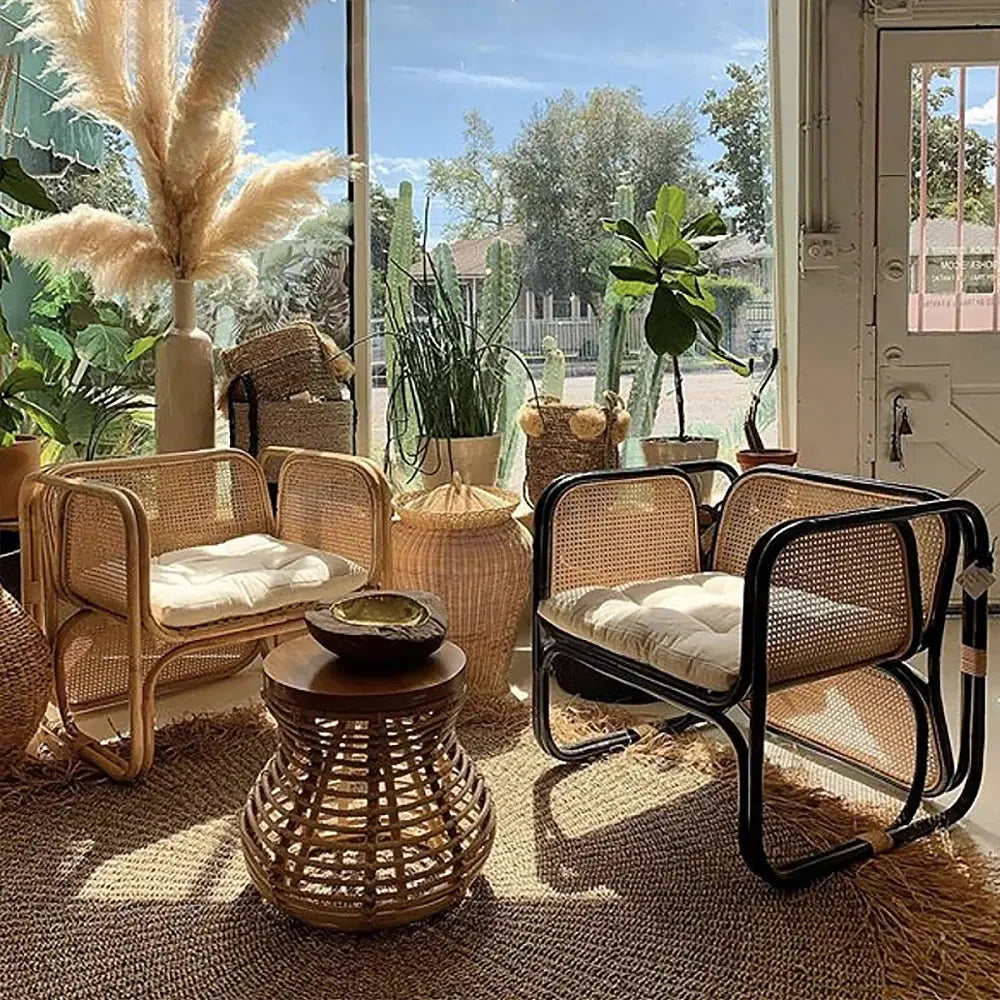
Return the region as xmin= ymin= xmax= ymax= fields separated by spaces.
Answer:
xmin=369 ymin=153 xmax=431 ymax=183
xmin=392 ymin=65 xmax=557 ymax=92
xmin=967 ymin=96 xmax=998 ymax=127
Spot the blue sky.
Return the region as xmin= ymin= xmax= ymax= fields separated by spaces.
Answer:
xmin=189 ymin=1 xmax=1000 ymax=237
xmin=229 ymin=0 xmax=770 ymax=237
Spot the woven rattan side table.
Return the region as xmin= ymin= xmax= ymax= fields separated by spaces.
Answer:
xmin=241 ymin=636 xmax=495 ymax=931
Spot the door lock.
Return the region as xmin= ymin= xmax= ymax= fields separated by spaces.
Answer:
xmin=889 ymin=394 xmax=913 ymax=465
xmin=883 ymin=258 xmax=907 ymax=281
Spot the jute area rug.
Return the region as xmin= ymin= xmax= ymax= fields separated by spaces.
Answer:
xmin=1 ymin=700 xmax=997 ymax=1000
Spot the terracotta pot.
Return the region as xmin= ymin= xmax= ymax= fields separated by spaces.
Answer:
xmin=641 ymin=436 xmax=719 ymax=504
xmin=420 ymin=434 xmax=501 ymax=489
xmin=736 ymin=448 xmax=798 ymax=472
xmin=0 ymin=435 xmax=40 ymax=521
xmin=155 ymin=279 xmax=216 ymax=454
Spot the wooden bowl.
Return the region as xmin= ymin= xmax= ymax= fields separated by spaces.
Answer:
xmin=305 ymin=591 xmax=448 ymax=665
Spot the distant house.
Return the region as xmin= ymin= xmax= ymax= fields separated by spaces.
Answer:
xmin=424 ymin=227 xmax=644 ymax=361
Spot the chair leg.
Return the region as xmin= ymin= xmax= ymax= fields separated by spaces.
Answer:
xmin=718 ymin=666 xmax=937 ymax=890
xmin=531 ymin=640 xmax=641 ymax=763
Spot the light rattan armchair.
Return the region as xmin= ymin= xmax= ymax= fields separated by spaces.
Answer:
xmin=19 ymin=447 xmax=391 ymax=781
xmin=532 ymin=462 xmax=990 ymax=888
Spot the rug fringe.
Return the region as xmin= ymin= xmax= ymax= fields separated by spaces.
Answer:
xmin=554 ymin=703 xmax=1000 ymax=1000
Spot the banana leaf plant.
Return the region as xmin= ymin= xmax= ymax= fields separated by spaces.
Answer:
xmin=602 ymin=183 xmax=751 ymax=441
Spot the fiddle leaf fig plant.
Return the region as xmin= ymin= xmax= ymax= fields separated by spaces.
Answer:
xmin=602 ymin=183 xmax=751 ymax=440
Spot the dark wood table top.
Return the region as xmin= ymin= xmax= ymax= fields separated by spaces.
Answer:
xmin=263 ymin=635 xmax=466 ymax=714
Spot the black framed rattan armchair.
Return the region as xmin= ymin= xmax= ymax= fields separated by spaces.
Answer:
xmin=532 ymin=462 xmax=990 ymax=888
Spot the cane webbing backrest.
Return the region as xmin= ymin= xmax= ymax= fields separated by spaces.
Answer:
xmin=546 ymin=473 xmax=700 ymax=595
xmin=713 ymin=471 xmax=948 ymax=631
xmin=58 ymin=451 xmax=271 ymax=559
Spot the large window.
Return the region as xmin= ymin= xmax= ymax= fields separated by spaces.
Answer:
xmin=364 ymin=1 xmax=778 ymax=480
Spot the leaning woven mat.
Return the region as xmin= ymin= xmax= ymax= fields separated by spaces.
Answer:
xmin=1 ymin=703 xmax=997 ymax=1000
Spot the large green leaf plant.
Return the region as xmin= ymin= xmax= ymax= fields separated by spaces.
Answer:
xmin=19 ymin=269 xmax=163 ymax=460
xmin=603 ymin=183 xmax=750 ymax=441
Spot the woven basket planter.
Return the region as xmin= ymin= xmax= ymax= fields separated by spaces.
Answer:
xmin=393 ymin=476 xmax=531 ymax=695
xmin=521 ymin=394 xmax=630 ymax=506
xmin=0 ymin=588 xmax=51 ymax=769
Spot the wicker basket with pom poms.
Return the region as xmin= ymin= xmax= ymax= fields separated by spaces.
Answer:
xmin=521 ymin=393 xmax=629 ymax=506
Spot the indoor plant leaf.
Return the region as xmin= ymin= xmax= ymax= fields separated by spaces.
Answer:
xmin=682 ymin=211 xmax=728 ymax=240
xmin=124 ymin=334 xmax=163 ymax=362
xmin=656 ymin=184 xmax=687 ymax=226
xmin=16 ymin=398 xmax=69 ymax=443
xmin=33 ymin=325 xmax=75 ymax=363
xmin=609 ymin=263 xmax=658 ymax=286
xmin=75 ymin=323 xmax=131 ymax=372
xmin=644 ymin=286 xmax=697 ymax=357
xmin=1 ymin=358 xmax=48 ymax=396
xmin=0 ymin=157 xmax=60 ymax=213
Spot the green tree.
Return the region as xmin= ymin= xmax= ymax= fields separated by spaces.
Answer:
xmin=46 ymin=127 xmax=141 ymax=218
xmin=428 ymin=110 xmax=512 ymax=239
xmin=911 ymin=71 xmax=995 ymax=220
xmin=507 ymin=87 xmax=706 ymax=307
xmin=701 ymin=61 xmax=772 ymax=245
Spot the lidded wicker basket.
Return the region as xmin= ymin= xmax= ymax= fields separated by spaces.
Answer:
xmin=521 ymin=393 xmax=630 ymax=506
xmin=393 ymin=474 xmax=531 ymax=694
xmin=222 ymin=322 xmax=355 ymax=479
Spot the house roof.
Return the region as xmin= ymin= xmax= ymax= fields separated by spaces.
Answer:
xmin=909 ymin=218 xmax=997 ymax=256
xmin=711 ymin=219 xmax=999 ymax=266
xmin=422 ymin=226 xmax=524 ymax=280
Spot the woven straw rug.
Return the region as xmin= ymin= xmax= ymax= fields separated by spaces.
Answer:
xmin=1 ymin=700 xmax=998 ymax=1000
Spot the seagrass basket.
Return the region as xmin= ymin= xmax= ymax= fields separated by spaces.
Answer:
xmin=521 ymin=393 xmax=630 ymax=506
xmin=0 ymin=587 xmax=52 ymax=769
xmin=393 ymin=475 xmax=531 ymax=695
xmin=221 ymin=321 xmax=353 ymax=401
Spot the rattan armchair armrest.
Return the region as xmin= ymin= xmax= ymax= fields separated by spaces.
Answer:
xmin=22 ymin=471 xmax=151 ymax=624
xmin=739 ymin=497 xmax=991 ymax=694
xmin=266 ymin=447 xmax=393 ymax=588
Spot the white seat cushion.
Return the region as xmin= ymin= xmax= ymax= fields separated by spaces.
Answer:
xmin=540 ymin=572 xmax=744 ymax=692
xmin=150 ymin=533 xmax=367 ymax=628
xmin=539 ymin=571 xmax=912 ymax=693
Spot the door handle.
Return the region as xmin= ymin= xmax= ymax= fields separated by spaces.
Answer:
xmin=889 ymin=394 xmax=913 ymax=465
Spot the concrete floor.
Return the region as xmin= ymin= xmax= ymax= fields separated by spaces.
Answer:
xmin=72 ymin=615 xmax=1000 ymax=854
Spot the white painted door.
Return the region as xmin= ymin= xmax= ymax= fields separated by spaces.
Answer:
xmin=876 ymin=30 xmax=1000 ymax=537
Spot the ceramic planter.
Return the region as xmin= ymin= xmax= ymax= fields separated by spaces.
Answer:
xmin=641 ymin=436 xmax=719 ymax=503
xmin=0 ymin=435 xmax=40 ymax=521
xmin=420 ymin=434 xmax=502 ymax=489
xmin=155 ymin=279 xmax=216 ymax=454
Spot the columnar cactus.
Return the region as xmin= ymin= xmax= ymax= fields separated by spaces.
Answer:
xmin=596 ymin=184 xmax=638 ymax=400
xmin=541 ymin=335 xmax=566 ymax=400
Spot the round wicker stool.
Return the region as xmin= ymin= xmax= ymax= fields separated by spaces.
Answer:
xmin=241 ymin=637 xmax=495 ymax=931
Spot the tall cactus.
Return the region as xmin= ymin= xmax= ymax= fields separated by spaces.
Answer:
xmin=432 ymin=242 xmax=462 ymax=319
xmin=626 ymin=341 xmax=669 ymax=464
xmin=482 ymin=239 xmax=516 ymax=339
xmin=595 ymin=185 xmax=638 ymax=401
xmin=541 ymin=335 xmax=566 ymax=400
xmin=384 ymin=182 xmax=416 ymax=470
xmin=483 ymin=239 xmax=526 ymax=488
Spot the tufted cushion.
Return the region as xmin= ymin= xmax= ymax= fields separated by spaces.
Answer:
xmin=539 ymin=572 xmax=911 ymax=693
xmin=150 ymin=533 xmax=367 ymax=628
xmin=540 ymin=572 xmax=744 ymax=692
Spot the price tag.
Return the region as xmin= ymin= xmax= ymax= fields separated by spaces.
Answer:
xmin=957 ymin=564 xmax=996 ymax=600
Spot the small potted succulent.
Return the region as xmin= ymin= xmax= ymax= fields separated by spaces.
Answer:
xmin=603 ymin=184 xmax=750 ymax=483
xmin=736 ymin=347 xmax=797 ymax=471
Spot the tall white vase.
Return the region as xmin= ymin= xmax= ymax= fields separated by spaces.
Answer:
xmin=155 ymin=279 xmax=216 ymax=453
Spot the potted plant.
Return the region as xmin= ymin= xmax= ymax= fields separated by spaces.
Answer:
xmin=736 ymin=347 xmax=797 ymax=471
xmin=603 ymin=184 xmax=750 ymax=486
xmin=383 ymin=199 xmax=524 ymax=489
xmin=9 ymin=0 xmax=352 ymax=455
xmin=0 ymin=358 xmax=66 ymax=520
